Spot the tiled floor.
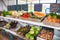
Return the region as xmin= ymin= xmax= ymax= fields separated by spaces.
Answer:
xmin=0 ymin=34 xmax=9 ymax=40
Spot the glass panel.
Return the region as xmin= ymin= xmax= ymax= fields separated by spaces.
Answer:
xmin=42 ymin=4 xmax=50 ymax=14
xmin=40 ymin=0 xmax=56 ymax=3
xmin=18 ymin=0 xmax=26 ymax=4
xmin=28 ymin=4 xmax=34 ymax=12
xmin=57 ymin=0 xmax=60 ymax=4
xmin=32 ymin=0 xmax=39 ymax=4
xmin=27 ymin=0 xmax=33 ymax=4
xmin=7 ymin=0 xmax=16 ymax=5
xmin=27 ymin=0 xmax=39 ymax=4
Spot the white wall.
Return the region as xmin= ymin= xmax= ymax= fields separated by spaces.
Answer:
xmin=0 ymin=0 xmax=7 ymax=11
xmin=4 ymin=0 xmax=16 ymax=5
xmin=0 ymin=0 xmax=57 ymax=12
xmin=0 ymin=0 xmax=16 ymax=11
xmin=42 ymin=4 xmax=50 ymax=14
xmin=0 ymin=0 xmax=3 ymax=11
xmin=57 ymin=0 xmax=60 ymax=3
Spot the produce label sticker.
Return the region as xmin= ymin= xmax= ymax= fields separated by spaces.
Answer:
xmin=37 ymin=37 xmax=45 ymax=40
xmin=50 ymin=4 xmax=60 ymax=13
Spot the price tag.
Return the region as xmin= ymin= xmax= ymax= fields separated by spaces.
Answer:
xmin=34 ymin=4 xmax=42 ymax=11
xmin=50 ymin=4 xmax=60 ymax=13
xmin=37 ymin=37 xmax=45 ymax=40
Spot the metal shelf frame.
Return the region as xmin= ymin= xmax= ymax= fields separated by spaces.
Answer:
xmin=0 ymin=16 xmax=60 ymax=30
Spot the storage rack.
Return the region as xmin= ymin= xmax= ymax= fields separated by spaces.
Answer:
xmin=0 ymin=0 xmax=60 ymax=40
xmin=0 ymin=16 xmax=60 ymax=30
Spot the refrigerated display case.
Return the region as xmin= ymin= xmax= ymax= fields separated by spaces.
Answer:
xmin=0 ymin=0 xmax=60 ymax=40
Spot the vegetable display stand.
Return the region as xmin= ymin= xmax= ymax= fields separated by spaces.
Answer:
xmin=53 ymin=30 xmax=60 ymax=40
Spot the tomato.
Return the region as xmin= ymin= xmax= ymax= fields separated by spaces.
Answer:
xmin=20 ymin=13 xmax=30 ymax=19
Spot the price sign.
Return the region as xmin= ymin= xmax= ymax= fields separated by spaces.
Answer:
xmin=34 ymin=4 xmax=42 ymax=11
xmin=21 ymin=4 xmax=28 ymax=11
xmin=7 ymin=5 xmax=17 ymax=11
xmin=50 ymin=4 xmax=60 ymax=13
xmin=7 ymin=5 xmax=21 ymax=11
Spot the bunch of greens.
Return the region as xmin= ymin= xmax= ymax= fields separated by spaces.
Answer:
xmin=2 ymin=10 xmax=11 ymax=17
xmin=27 ymin=12 xmax=41 ymax=19
xmin=46 ymin=12 xmax=60 ymax=19
xmin=25 ymin=26 xmax=41 ymax=40
xmin=17 ymin=26 xmax=30 ymax=36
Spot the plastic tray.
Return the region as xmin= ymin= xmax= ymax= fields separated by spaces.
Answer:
xmin=37 ymin=27 xmax=54 ymax=40
xmin=43 ymin=18 xmax=60 ymax=27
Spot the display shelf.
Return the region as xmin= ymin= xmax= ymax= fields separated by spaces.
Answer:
xmin=0 ymin=16 xmax=60 ymax=30
xmin=0 ymin=27 xmax=42 ymax=40
xmin=1 ymin=28 xmax=28 ymax=40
